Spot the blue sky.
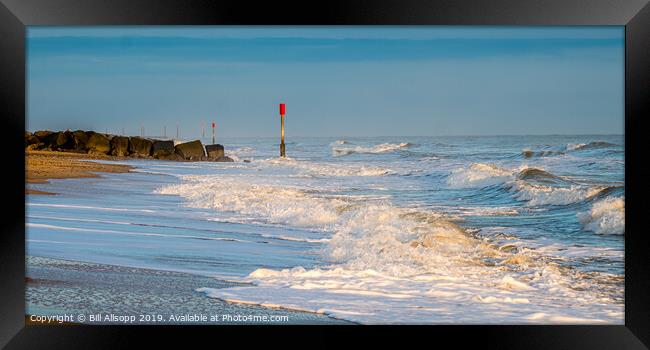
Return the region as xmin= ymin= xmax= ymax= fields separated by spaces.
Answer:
xmin=27 ymin=26 xmax=624 ymax=137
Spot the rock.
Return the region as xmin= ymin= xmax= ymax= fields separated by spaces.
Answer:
xmin=129 ymin=137 xmax=153 ymax=157
xmin=34 ymin=130 xmax=53 ymax=139
xmin=45 ymin=131 xmax=70 ymax=150
xmin=85 ymin=132 xmax=111 ymax=154
xmin=25 ymin=132 xmax=40 ymax=148
xmin=152 ymin=140 xmax=175 ymax=159
xmin=174 ymin=140 xmax=205 ymax=160
xmin=205 ymin=144 xmax=225 ymax=159
xmin=26 ymin=143 xmax=44 ymax=151
xmin=215 ymin=156 xmax=234 ymax=162
xmin=71 ymin=130 xmax=89 ymax=151
xmin=110 ymin=136 xmax=130 ymax=156
xmin=157 ymin=153 xmax=183 ymax=161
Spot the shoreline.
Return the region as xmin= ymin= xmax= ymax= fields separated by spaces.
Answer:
xmin=26 ymin=255 xmax=350 ymax=325
xmin=24 ymin=150 xmax=352 ymax=324
xmin=26 ymin=150 xmax=133 ymax=195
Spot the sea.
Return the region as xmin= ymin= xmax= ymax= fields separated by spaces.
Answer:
xmin=26 ymin=135 xmax=625 ymax=324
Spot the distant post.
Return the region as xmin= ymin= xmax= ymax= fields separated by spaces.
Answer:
xmin=212 ymin=122 xmax=216 ymax=144
xmin=279 ymin=103 xmax=286 ymax=157
xmin=176 ymin=122 xmax=179 ymax=139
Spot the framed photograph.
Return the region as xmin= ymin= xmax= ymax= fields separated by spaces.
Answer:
xmin=2 ymin=0 xmax=649 ymax=348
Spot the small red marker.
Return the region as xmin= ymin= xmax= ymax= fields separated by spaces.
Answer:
xmin=211 ymin=121 xmax=216 ymax=144
xmin=279 ymin=104 xmax=286 ymax=157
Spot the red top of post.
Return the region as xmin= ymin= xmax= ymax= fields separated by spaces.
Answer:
xmin=212 ymin=122 xmax=215 ymax=128
xmin=279 ymin=103 xmax=286 ymax=115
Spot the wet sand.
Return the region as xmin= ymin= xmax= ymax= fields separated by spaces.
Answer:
xmin=26 ymin=151 xmax=132 ymax=195
xmin=26 ymin=256 xmax=349 ymax=325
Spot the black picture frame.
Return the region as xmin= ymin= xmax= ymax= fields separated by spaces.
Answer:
xmin=2 ymin=0 xmax=649 ymax=348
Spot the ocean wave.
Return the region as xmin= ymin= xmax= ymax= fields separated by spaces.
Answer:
xmin=332 ymin=142 xmax=411 ymax=156
xmin=521 ymin=149 xmax=565 ymax=158
xmin=447 ymin=163 xmax=514 ymax=189
xmin=257 ymin=157 xmax=391 ymax=177
xmin=158 ymin=174 xmax=623 ymax=323
xmin=516 ymin=168 xmax=564 ymax=184
xmin=567 ymin=141 xmax=618 ymax=152
xmin=509 ymin=182 xmax=604 ymax=206
xmin=578 ymin=197 xmax=624 ymax=235
xmin=447 ymin=163 xmax=607 ymax=206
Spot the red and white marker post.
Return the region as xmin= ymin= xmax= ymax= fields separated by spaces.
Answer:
xmin=279 ymin=103 xmax=286 ymax=157
xmin=211 ymin=122 xmax=216 ymax=145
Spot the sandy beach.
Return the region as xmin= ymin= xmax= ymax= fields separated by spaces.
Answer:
xmin=26 ymin=256 xmax=348 ymax=325
xmin=25 ymin=151 xmax=350 ymax=325
xmin=26 ymin=150 xmax=132 ymax=195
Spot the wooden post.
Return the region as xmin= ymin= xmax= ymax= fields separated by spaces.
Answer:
xmin=279 ymin=103 xmax=286 ymax=157
xmin=212 ymin=122 xmax=216 ymax=144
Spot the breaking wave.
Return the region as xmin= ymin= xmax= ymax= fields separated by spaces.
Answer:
xmin=158 ymin=173 xmax=622 ymax=323
xmin=332 ymin=142 xmax=411 ymax=156
xmin=521 ymin=149 xmax=565 ymax=158
xmin=567 ymin=141 xmax=618 ymax=152
xmin=578 ymin=197 xmax=625 ymax=235
xmin=447 ymin=163 xmax=610 ymax=206
xmin=256 ymin=157 xmax=391 ymax=177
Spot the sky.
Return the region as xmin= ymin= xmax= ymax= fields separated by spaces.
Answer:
xmin=27 ymin=26 xmax=624 ymax=138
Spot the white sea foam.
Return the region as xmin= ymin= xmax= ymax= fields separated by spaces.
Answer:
xmin=257 ymin=157 xmax=391 ymax=177
xmin=578 ymin=197 xmax=625 ymax=235
xmin=510 ymin=182 xmax=603 ymax=206
xmin=159 ymin=174 xmax=622 ymax=324
xmin=332 ymin=142 xmax=410 ymax=156
xmin=447 ymin=163 xmax=514 ymax=188
xmin=566 ymin=143 xmax=587 ymax=151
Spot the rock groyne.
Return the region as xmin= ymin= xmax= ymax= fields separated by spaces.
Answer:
xmin=25 ymin=130 xmax=233 ymax=162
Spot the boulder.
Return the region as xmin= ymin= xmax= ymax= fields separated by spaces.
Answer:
xmin=25 ymin=132 xmax=40 ymax=148
xmin=215 ymin=156 xmax=234 ymax=162
xmin=129 ymin=137 xmax=153 ymax=157
xmin=152 ymin=140 xmax=175 ymax=159
xmin=71 ymin=130 xmax=89 ymax=151
xmin=26 ymin=143 xmax=45 ymax=151
xmin=45 ymin=131 xmax=70 ymax=150
xmin=34 ymin=130 xmax=53 ymax=139
xmin=85 ymin=132 xmax=111 ymax=154
xmin=157 ymin=152 xmax=184 ymax=161
xmin=205 ymin=144 xmax=225 ymax=159
xmin=174 ymin=140 xmax=205 ymax=160
xmin=110 ymin=136 xmax=130 ymax=156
